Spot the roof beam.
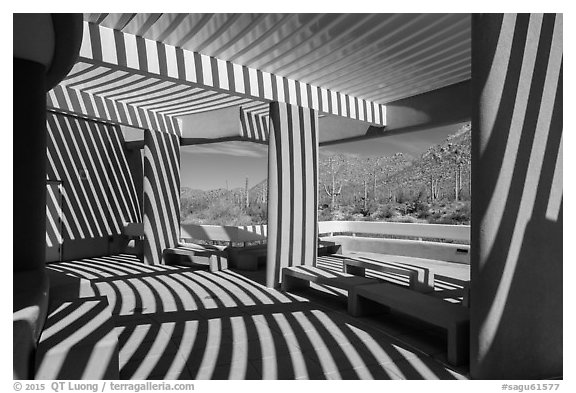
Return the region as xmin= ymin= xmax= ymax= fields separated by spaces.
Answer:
xmin=319 ymin=81 xmax=470 ymax=146
xmin=384 ymin=80 xmax=470 ymax=133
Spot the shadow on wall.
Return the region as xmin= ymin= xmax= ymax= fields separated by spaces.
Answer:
xmin=44 ymin=255 xmax=463 ymax=380
xmin=471 ymin=13 xmax=562 ymax=379
xmin=46 ymin=112 xmax=142 ymax=261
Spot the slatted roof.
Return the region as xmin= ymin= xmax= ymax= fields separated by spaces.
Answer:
xmin=86 ymin=13 xmax=471 ymax=105
xmin=49 ymin=13 xmax=471 ymax=142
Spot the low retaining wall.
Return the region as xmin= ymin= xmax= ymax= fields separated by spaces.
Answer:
xmin=176 ymin=221 xmax=470 ymax=265
xmin=324 ymin=235 xmax=470 ymax=264
xmin=180 ymin=223 xmax=267 ymax=245
xmin=318 ymin=221 xmax=470 ymax=243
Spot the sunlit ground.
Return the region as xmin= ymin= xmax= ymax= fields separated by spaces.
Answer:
xmin=44 ymin=254 xmax=469 ymax=380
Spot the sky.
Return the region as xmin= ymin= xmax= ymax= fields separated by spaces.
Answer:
xmin=321 ymin=122 xmax=467 ymax=157
xmin=178 ymin=114 xmax=467 ymax=190
xmin=180 ymin=142 xmax=268 ymax=190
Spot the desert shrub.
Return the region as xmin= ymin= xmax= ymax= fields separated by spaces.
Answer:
xmin=428 ymin=201 xmax=470 ymax=225
xmin=195 ymin=199 xmax=252 ymax=226
xmin=395 ymin=189 xmax=409 ymax=204
xmin=342 ymin=212 xmax=355 ymax=221
xmin=246 ymin=204 xmax=267 ymax=224
xmin=445 ymin=202 xmax=471 ymax=224
xmin=318 ymin=208 xmax=333 ymax=221
xmin=390 ymin=215 xmax=418 ymax=223
xmin=372 ymin=204 xmax=396 ymax=220
xmin=414 ymin=200 xmax=431 ymax=219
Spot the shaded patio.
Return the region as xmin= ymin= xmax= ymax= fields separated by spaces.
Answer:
xmin=41 ymin=254 xmax=467 ymax=380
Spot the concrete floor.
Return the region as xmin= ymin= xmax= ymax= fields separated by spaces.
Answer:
xmin=46 ymin=254 xmax=469 ymax=380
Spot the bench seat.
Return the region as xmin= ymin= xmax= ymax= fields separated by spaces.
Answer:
xmin=339 ymin=255 xmax=434 ymax=293
xmin=348 ymin=282 xmax=470 ymax=366
xmin=281 ymin=265 xmax=378 ymax=292
xmin=163 ymin=243 xmax=228 ymax=272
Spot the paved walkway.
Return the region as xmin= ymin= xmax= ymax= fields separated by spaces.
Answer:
xmin=46 ymin=254 xmax=469 ymax=380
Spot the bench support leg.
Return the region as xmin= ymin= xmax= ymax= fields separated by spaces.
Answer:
xmin=413 ymin=270 xmax=434 ymax=293
xmin=348 ymin=294 xmax=390 ymax=317
xmin=344 ymin=264 xmax=366 ymax=276
xmin=447 ymin=322 xmax=470 ymax=366
xmin=209 ymin=255 xmax=228 ymax=272
xmin=233 ymin=255 xmax=259 ymax=271
xmin=281 ymin=275 xmax=311 ymax=292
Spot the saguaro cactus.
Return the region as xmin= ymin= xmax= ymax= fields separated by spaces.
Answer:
xmin=245 ymin=177 xmax=249 ymax=209
xmin=321 ymin=155 xmax=346 ymax=209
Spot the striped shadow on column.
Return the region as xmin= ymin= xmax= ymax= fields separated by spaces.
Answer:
xmin=471 ymin=13 xmax=562 ymax=378
xmin=143 ymin=129 xmax=181 ymax=265
xmin=266 ymin=102 xmax=319 ymax=288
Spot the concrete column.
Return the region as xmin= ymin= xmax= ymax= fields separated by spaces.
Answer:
xmin=266 ymin=102 xmax=319 ymax=288
xmin=143 ymin=129 xmax=181 ymax=265
xmin=14 ymin=58 xmax=48 ymax=272
xmin=13 ymin=13 xmax=82 ymax=379
xmin=471 ymin=13 xmax=562 ymax=379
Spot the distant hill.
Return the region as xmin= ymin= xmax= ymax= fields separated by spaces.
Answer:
xmin=180 ymin=123 xmax=471 ymax=224
xmin=386 ymin=123 xmax=471 ymax=202
xmin=318 ymin=123 xmax=471 ymax=207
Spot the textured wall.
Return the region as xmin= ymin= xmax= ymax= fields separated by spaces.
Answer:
xmin=266 ymin=102 xmax=319 ymax=288
xmin=471 ymin=13 xmax=562 ymax=379
xmin=46 ymin=112 xmax=141 ymax=261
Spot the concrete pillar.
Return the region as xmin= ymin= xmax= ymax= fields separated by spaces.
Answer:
xmin=13 ymin=13 xmax=82 ymax=380
xmin=266 ymin=102 xmax=319 ymax=288
xmin=14 ymin=58 xmax=49 ymax=272
xmin=471 ymin=13 xmax=562 ymax=379
xmin=143 ymin=129 xmax=181 ymax=265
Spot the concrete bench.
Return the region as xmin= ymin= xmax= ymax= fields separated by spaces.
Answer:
xmin=281 ymin=265 xmax=378 ymax=293
xmin=348 ymin=283 xmax=470 ymax=366
xmin=163 ymin=243 xmax=228 ymax=272
xmin=338 ymin=255 xmax=434 ymax=293
xmin=230 ymin=241 xmax=342 ymax=271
